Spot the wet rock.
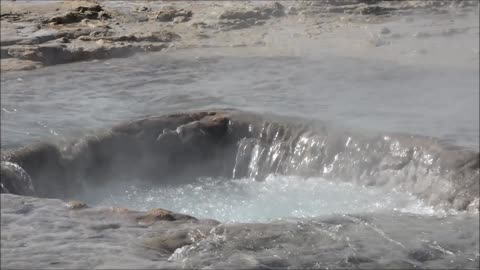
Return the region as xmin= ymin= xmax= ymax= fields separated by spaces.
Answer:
xmin=89 ymin=30 xmax=104 ymax=37
xmin=75 ymin=5 xmax=103 ymax=14
xmin=14 ymin=29 xmax=58 ymax=45
xmin=218 ymin=3 xmax=286 ymax=21
xmin=77 ymin=36 xmax=94 ymax=41
xmin=190 ymin=21 xmax=209 ymax=29
xmin=6 ymin=43 xmax=66 ymax=65
xmin=326 ymin=5 xmax=359 ymax=13
xmin=97 ymin=11 xmax=111 ymax=20
xmin=137 ymin=208 xmax=176 ymax=223
xmin=108 ymin=31 xmax=180 ymax=43
xmin=110 ymin=34 xmax=137 ymax=42
xmin=219 ymin=8 xmax=269 ymax=20
xmin=66 ymin=200 xmax=88 ymax=210
xmin=346 ymin=255 xmax=374 ymax=264
xmin=157 ymin=116 xmax=229 ymax=149
xmin=143 ymin=231 xmax=193 ymax=253
xmin=0 ymin=161 xmax=35 ymax=196
xmin=172 ymin=16 xmax=189 ymax=24
xmin=0 ymin=12 xmax=23 ymax=22
xmin=0 ymin=58 xmax=42 ymax=71
xmin=136 ymin=208 xmax=197 ymax=225
xmin=1 ymin=46 xmax=13 ymax=58
xmin=151 ymin=7 xmax=192 ymax=22
xmin=155 ymin=116 xmax=229 ymax=161
xmin=356 ymin=5 xmax=395 ymax=15
xmin=218 ymin=18 xmax=265 ymax=31
xmin=57 ymin=37 xmax=70 ymax=43
xmin=47 ymin=12 xmax=85 ymax=25
xmin=137 ymin=43 xmax=169 ymax=53
xmin=304 ymin=1 xmax=400 ymax=15
xmin=3 ymin=29 xmax=172 ymax=67
xmin=88 ymin=223 xmax=121 ymax=230
xmin=143 ymin=31 xmax=180 ymax=42
xmin=135 ymin=6 xmax=151 ymax=12
xmin=65 ymin=27 xmax=108 ymax=40
xmin=359 ymin=0 xmax=383 ymax=3
xmin=8 ymin=27 xmax=102 ymax=47
xmin=46 ymin=4 xmax=110 ymax=25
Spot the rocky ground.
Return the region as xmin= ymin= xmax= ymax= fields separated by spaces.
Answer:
xmin=1 ymin=0 xmax=478 ymax=71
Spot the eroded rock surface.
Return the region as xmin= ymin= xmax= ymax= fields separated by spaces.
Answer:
xmin=46 ymin=4 xmax=111 ymax=25
xmin=151 ymin=7 xmax=192 ymax=23
xmin=2 ymin=0 xmax=476 ymax=71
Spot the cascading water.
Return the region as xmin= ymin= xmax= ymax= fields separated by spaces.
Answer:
xmin=70 ymin=117 xmax=474 ymax=225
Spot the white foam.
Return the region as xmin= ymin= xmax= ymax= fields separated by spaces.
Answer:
xmin=94 ymin=175 xmax=441 ymax=223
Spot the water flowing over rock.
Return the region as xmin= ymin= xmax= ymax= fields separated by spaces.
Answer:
xmin=1 ymin=110 xmax=478 ymax=212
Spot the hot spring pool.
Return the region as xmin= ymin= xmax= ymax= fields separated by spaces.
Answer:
xmin=86 ymin=175 xmax=442 ymax=223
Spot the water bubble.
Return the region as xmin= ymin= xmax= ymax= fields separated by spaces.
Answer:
xmin=94 ymin=175 xmax=441 ymax=223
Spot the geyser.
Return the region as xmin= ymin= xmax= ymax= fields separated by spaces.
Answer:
xmin=2 ymin=110 xmax=478 ymax=214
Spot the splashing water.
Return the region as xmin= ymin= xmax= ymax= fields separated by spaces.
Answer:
xmin=93 ymin=175 xmax=442 ymax=223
